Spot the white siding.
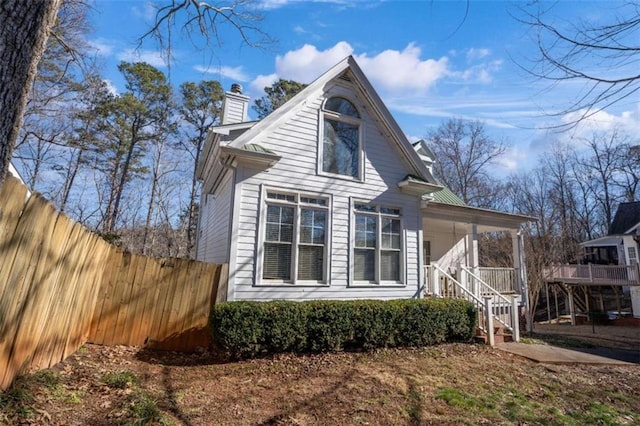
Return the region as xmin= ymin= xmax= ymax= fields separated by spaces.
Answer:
xmin=197 ymin=170 xmax=233 ymax=263
xmin=228 ymin=82 xmax=423 ymax=301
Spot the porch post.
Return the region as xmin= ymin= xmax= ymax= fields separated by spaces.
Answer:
xmin=511 ymin=295 xmax=520 ymax=342
xmin=516 ymin=230 xmax=532 ymax=333
xmin=467 ymin=224 xmax=479 ymax=274
xmin=511 ymin=230 xmax=522 ymax=293
xmin=484 ymin=296 xmax=495 ymax=346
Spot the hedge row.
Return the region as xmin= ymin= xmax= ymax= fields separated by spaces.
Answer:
xmin=211 ymin=298 xmax=477 ymax=359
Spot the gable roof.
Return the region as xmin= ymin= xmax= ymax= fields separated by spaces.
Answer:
xmin=608 ymin=201 xmax=640 ymax=235
xmin=226 ymin=56 xmax=438 ymax=185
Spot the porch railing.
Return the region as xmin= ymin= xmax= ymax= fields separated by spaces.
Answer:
xmin=543 ymin=264 xmax=640 ymax=285
xmin=478 ymin=267 xmax=519 ymax=294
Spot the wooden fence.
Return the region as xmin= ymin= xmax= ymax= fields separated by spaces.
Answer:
xmin=0 ymin=176 xmax=223 ymax=390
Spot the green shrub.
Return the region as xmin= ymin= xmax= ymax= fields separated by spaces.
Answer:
xmin=211 ymin=298 xmax=477 ymax=359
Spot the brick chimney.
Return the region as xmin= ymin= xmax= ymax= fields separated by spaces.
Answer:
xmin=221 ymin=83 xmax=249 ymax=125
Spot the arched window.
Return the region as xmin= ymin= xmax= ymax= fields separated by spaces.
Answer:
xmin=321 ymin=97 xmax=361 ymax=179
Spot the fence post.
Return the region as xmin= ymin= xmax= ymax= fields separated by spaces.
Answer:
xmin=588 ymin=263 xmax=593 ymax=283
xmin=511 ymin=295 xmax=520 ymax=342
xmin=484 ymin=296 xmax=495 ymax=346
xmin=433 ymin=264 xmax=440 ymax=297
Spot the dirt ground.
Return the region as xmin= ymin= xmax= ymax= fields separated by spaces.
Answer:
xmin=2 ymin=333 xmax=640 ymax=426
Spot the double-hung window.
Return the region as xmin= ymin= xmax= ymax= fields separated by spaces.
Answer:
xmin=321 ymin=97 xmax=362 ymax=179
xmin=262 ymin=190 xmax=329 ymax=284
xmin=353 ymin=203 xmax=403 ymax=284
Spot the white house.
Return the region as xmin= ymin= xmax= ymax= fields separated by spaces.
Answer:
xmin=195 ymin=56 xmax=534 ymax=320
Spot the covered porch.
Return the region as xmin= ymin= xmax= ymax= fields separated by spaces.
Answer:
xmin=421 ymin=201 xmax=535 ymax=299
xmin=420 ymin=200 xmax=535 ymax=342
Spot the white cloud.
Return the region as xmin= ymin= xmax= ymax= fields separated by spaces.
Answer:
xmin=250 ymin=73 xmax=279 ymax=93
xmin=457 ymin=60 xmax=503 ymax=84
xmin=466 ymin=48 xmax=490 ymax=62
xmin=293 ymin=25 xmax=307 ymax=34
xmin=117 ymin=49 xmax=167 ymax=68
xmin=88 ymin=38 xmax=115 ymax=57
xmin=561 ymin=103 xmax=640 ymax=137
xmin=354 ymin=43 xmax=449 ymax=93
xmin=258 ymin=0 xmax=352 ymax=10
xmin=131 ymin=2 xmax=156 ymax=22
xmin=103 ymin=79 xmax=118 ymax=96
xmin=270 ymin=42 xmax=451 ymax=94
xmin=194 ymin=65 xmax=250 ymax=82
xmin=274 ymin=42 xmax=354 ymax=83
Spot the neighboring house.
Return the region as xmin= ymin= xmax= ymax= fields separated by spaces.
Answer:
xmin=195 ymin=56 xmax=534 ymax=320
xmin=581 ymin=202 xmax=640 ymax=267
xmin=545 ymin=202 xmax=640 ymax=319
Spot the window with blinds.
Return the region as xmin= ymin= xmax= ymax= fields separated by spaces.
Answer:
xmin=262 ymin=190 xmax=329 ymax=283
xmin=353 ymin=203 xmax=403 ymax=284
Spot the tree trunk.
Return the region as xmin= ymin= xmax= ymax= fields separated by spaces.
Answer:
xmin=0 ymin=0 xmax=62 ymax=185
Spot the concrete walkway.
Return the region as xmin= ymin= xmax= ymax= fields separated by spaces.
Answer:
xmin=496 ymin=342 xmax=639 ymax=365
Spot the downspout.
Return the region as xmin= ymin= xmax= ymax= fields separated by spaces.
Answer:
xmin=221 ymin=154 xmax=238 ymax=302
xmin=416 ymin=195 xmax=424 ymax=298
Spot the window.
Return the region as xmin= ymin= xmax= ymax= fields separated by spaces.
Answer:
xmin=353 ymin=203 xmax=403 ymax=284
xmin=423 ymin=241 xmax=431 ymax=265
xmin=321 ymin=97 xmax=361 ymax=179
xmin=262 ymin=190 xmax=329 ymax=283
xmin=628 ymin=246 xmax=638 ymax=265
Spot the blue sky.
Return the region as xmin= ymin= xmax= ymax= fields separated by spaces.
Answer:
xmin=87 ymin=0 xmax=640 ymax=175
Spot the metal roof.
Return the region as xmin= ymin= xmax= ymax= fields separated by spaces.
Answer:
xmin=242 ymin=144 xmax=276 ymax=155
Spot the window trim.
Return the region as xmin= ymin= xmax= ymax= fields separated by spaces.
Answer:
xmin=255 ymin=186 xmax=332 ymax=287
xmin=350 ymin=199 xmax=406 ymax=287
xmin=317 ymin=96 xmax=365 ymax=182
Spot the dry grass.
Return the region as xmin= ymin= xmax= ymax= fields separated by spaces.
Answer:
xmin=1 ymin=340 xmax=639 ymax=425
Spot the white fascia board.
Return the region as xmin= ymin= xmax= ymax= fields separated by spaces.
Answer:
xmin=397 ymin=179 xmax=442 ymax=196
xmin=423 ymin=201 xmax=537 ymax=229
xmin=210 ymin=121 xmax=258 ymax=136
xmin=228 ymin=57 xmax=352 ymax=150
xmin=220 ymin=146 xmax=281 ymax=167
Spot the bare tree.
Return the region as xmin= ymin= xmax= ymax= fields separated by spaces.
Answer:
xmin=1 ymin=0 xmax=267 ymax=186
xmin=178 ymin=80 xmax=224 ymax=256
xmin=141 ymin=0 xmax=270 ymax=62
xmin=616 ymin=144 xmax=640 ymax=202
xmin=427 ymin=118 xmax=508 ymax=209
xmin=519 ymin=1 xmax=640 ymax=128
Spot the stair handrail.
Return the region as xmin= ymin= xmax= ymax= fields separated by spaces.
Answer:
xmin=460 ymin=266 xmax=512 ymax=307
xmin=432 ymin=264 xmax=484 ymax=304
xmin=431 ymin=264 xmax=489 ymax=333
xmin=458 ymin=266 xmax=514 ymax=333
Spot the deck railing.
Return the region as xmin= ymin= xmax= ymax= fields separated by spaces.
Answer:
xmin=543 ymin=264 xmax=640 ymax=285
